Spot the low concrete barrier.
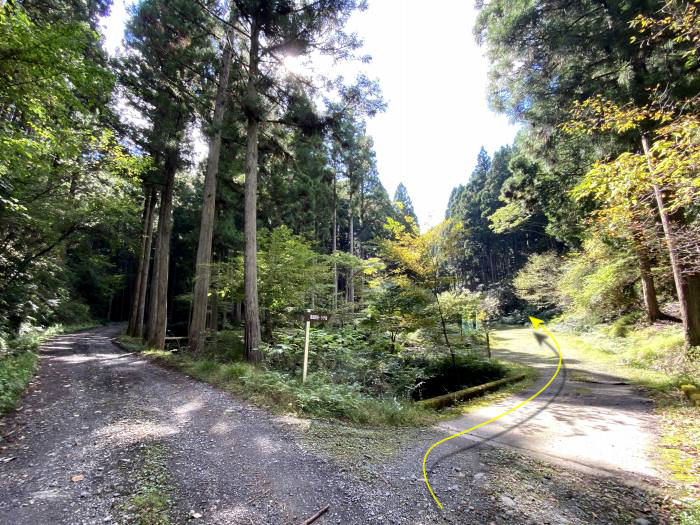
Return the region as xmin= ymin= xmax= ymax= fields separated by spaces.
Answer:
xmin=416 ymin=373 xmax=528 ymax=410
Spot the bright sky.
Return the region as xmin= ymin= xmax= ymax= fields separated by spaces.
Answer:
xmin=100 ymin=0 xmax=518 ymax=231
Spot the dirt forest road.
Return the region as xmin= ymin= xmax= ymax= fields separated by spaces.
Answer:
xmin=0 ymin=325 xmax=671 ymax=524
xmin=438 ymin=327 xmax=660 ymax=480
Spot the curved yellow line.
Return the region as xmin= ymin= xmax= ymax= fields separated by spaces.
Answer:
xmin=422 ymin=325 xmax=562 ymax=509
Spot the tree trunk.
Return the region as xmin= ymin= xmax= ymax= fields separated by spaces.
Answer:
xmin=136 ymin=189 xmax=157 ymax=338
xmin=332 ymin=172 xmax=338 ymax=311
xmin=189 ymin=23 xmax=235 ymax=353
xmin=348 ymin=196 xmax=354 ymax=309
xmin=243 ymin=22 xmax=262 ymax=362
xmin=146 ymin=234 xmax=160 ymax=344
xmin=128 ymin=189 xmax=155 ymax=336
xmin=234 ymin=300 xmax=242 ymax=324
xmin=685 ymin=273 xmax=700 ymax=346
xmin=638 ymin=249 xmax=662 ymax=323
xmin=434 ymin=292 xmax=454 ymax=366
xmin=106 ymin=294 xmax=113 ymax=322
xmin=209 ymin=285 xmax=219 ymax=332
xmin=630 ymin=225 xmax=664 ymax=323
xmin=147 ymin=152 xmax=177 ymax=350
xmin=263 ymin=309 xmax=273 ymax=342
xmin=642 ymin=135 xmax=700 ymax=346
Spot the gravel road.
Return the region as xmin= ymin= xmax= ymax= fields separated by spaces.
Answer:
xmin=0 ymin=325 xmax=671 ymax=524
xmin=438 ymin=327 xmax=660 ymax=480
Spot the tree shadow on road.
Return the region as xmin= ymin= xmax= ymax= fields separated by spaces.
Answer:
xmin=428 ymin=333 xmax=568 ymax=473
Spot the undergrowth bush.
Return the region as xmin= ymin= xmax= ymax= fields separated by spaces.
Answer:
xmin=144 ymin=349 xmax=433 ymax=425
xmin=259 ymin=327 xmax=507 ymax=400
xmin=138 ymin=326 xmax=513 ymax=425
xmin=606 ymin=312 xmax=641 ymax=338
xmin=559 ymin=238 xmax=639 ymax=324
xmin=0 ymin=351 xmax=38 ymax=415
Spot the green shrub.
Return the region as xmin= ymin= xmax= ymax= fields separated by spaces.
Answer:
xmin=0 ymin=351 xmax=38 ymax=414
xmin=216 ymin=363 xmax=247 ymax=382
xmin=608 ymin=313 xmax=640 ymax=338
xmin=259 ymin=326 xmax=505 ymax=400
xmin=191 ymin=359 xmax=219 ymax=377
xmin=559 ymin=237 xmax=639 ymax=323
xmin=54 ymin=299 xmax=93 ymax=325
xmin=514 ymin=252 xmax=565 ymax=310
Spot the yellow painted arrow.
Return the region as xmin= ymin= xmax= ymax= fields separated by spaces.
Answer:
xmin=422 ymin=317 xmax=562 ymax=509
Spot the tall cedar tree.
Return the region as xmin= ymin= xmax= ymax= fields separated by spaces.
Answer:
xmin=232 ymin=0 xmax=365 ymax=362
xmin=393 ymin=182 xmax=418 ymax=231
xmin=120 ymin=0 xmax=215 ymax=349
xmin=189 ymin=7 xmax=237 ymax=354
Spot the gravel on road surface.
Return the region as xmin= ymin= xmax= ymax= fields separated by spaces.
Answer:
xmin=0 ymin=325 xmax=672 ymax=524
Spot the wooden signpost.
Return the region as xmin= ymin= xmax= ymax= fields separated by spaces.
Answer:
xmin=302 ymin=309 xmax=331 ymax=383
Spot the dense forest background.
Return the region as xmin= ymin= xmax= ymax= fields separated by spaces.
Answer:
xmin=1 ymin=0 xmax=699 ymax=357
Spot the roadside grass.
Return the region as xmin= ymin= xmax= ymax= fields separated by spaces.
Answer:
xmin=0 ymin=322 xmax=99 ymax=415
xmin=121 ymin=443 xmax=173 ymax=525
xmin=117 ymin=334 xmax=435 ymax=426
xmin=145 ymin=348 xmax=436 ymax=426
xmin=552 ymin=323 xmax=695 ymax=394
xmin=0 ymin=351 xmax=38 ymax=416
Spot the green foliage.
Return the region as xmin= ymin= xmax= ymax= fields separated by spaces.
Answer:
xmin=444 ymin=144 xmax=557 ymax=290
xmin=515 ymin=239 xmax=639 ymax=324
xmin=214 ymin=226 xmax=335 ymax=323
xmin=258 ymin=226 xmax=332 ymax=316
xmin=559 ymin=237 xmax=639 ymax=323
xmin=0 ymin=351 xmax=38 ymax=415
xmin=260 ymin=326 xmax=507 ymax=400
xmin=0 ymin=2 xmax=145 ymax=330
xmin=489 ymin=200 xmax=531 ymax=234
xmin=513 ymin=252 xmax=565 ymax=310
xmin=474 ymin=0 xmax=700 ymax=351
xmin=435 ymin=289 xmax=500 ymax=326
xmin=363 ymin=275 xmax=433 ymax=344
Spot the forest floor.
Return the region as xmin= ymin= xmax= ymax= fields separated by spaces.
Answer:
xmin=0 ymin=324 xmax=684 ymax=524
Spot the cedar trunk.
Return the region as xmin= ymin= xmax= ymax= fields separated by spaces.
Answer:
xmin=244 ymin=114 xmax=262 ymax=361
xmin=128 ymin=190 xmax=153 ymax=336
xmin=348 ymin=197 xmax=354 ymax=308
xmin=332 ymin=172 xmax=338 ymax=311
xmin=131 ymin=188 xmax=157 ymax=338
xmin=146 ymin=153 xmax=177 ymax=350
xmin=188 ymin=26 xmax=235 ymax=353
xmin=243 ymin=22 xmax=262 ymax=362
